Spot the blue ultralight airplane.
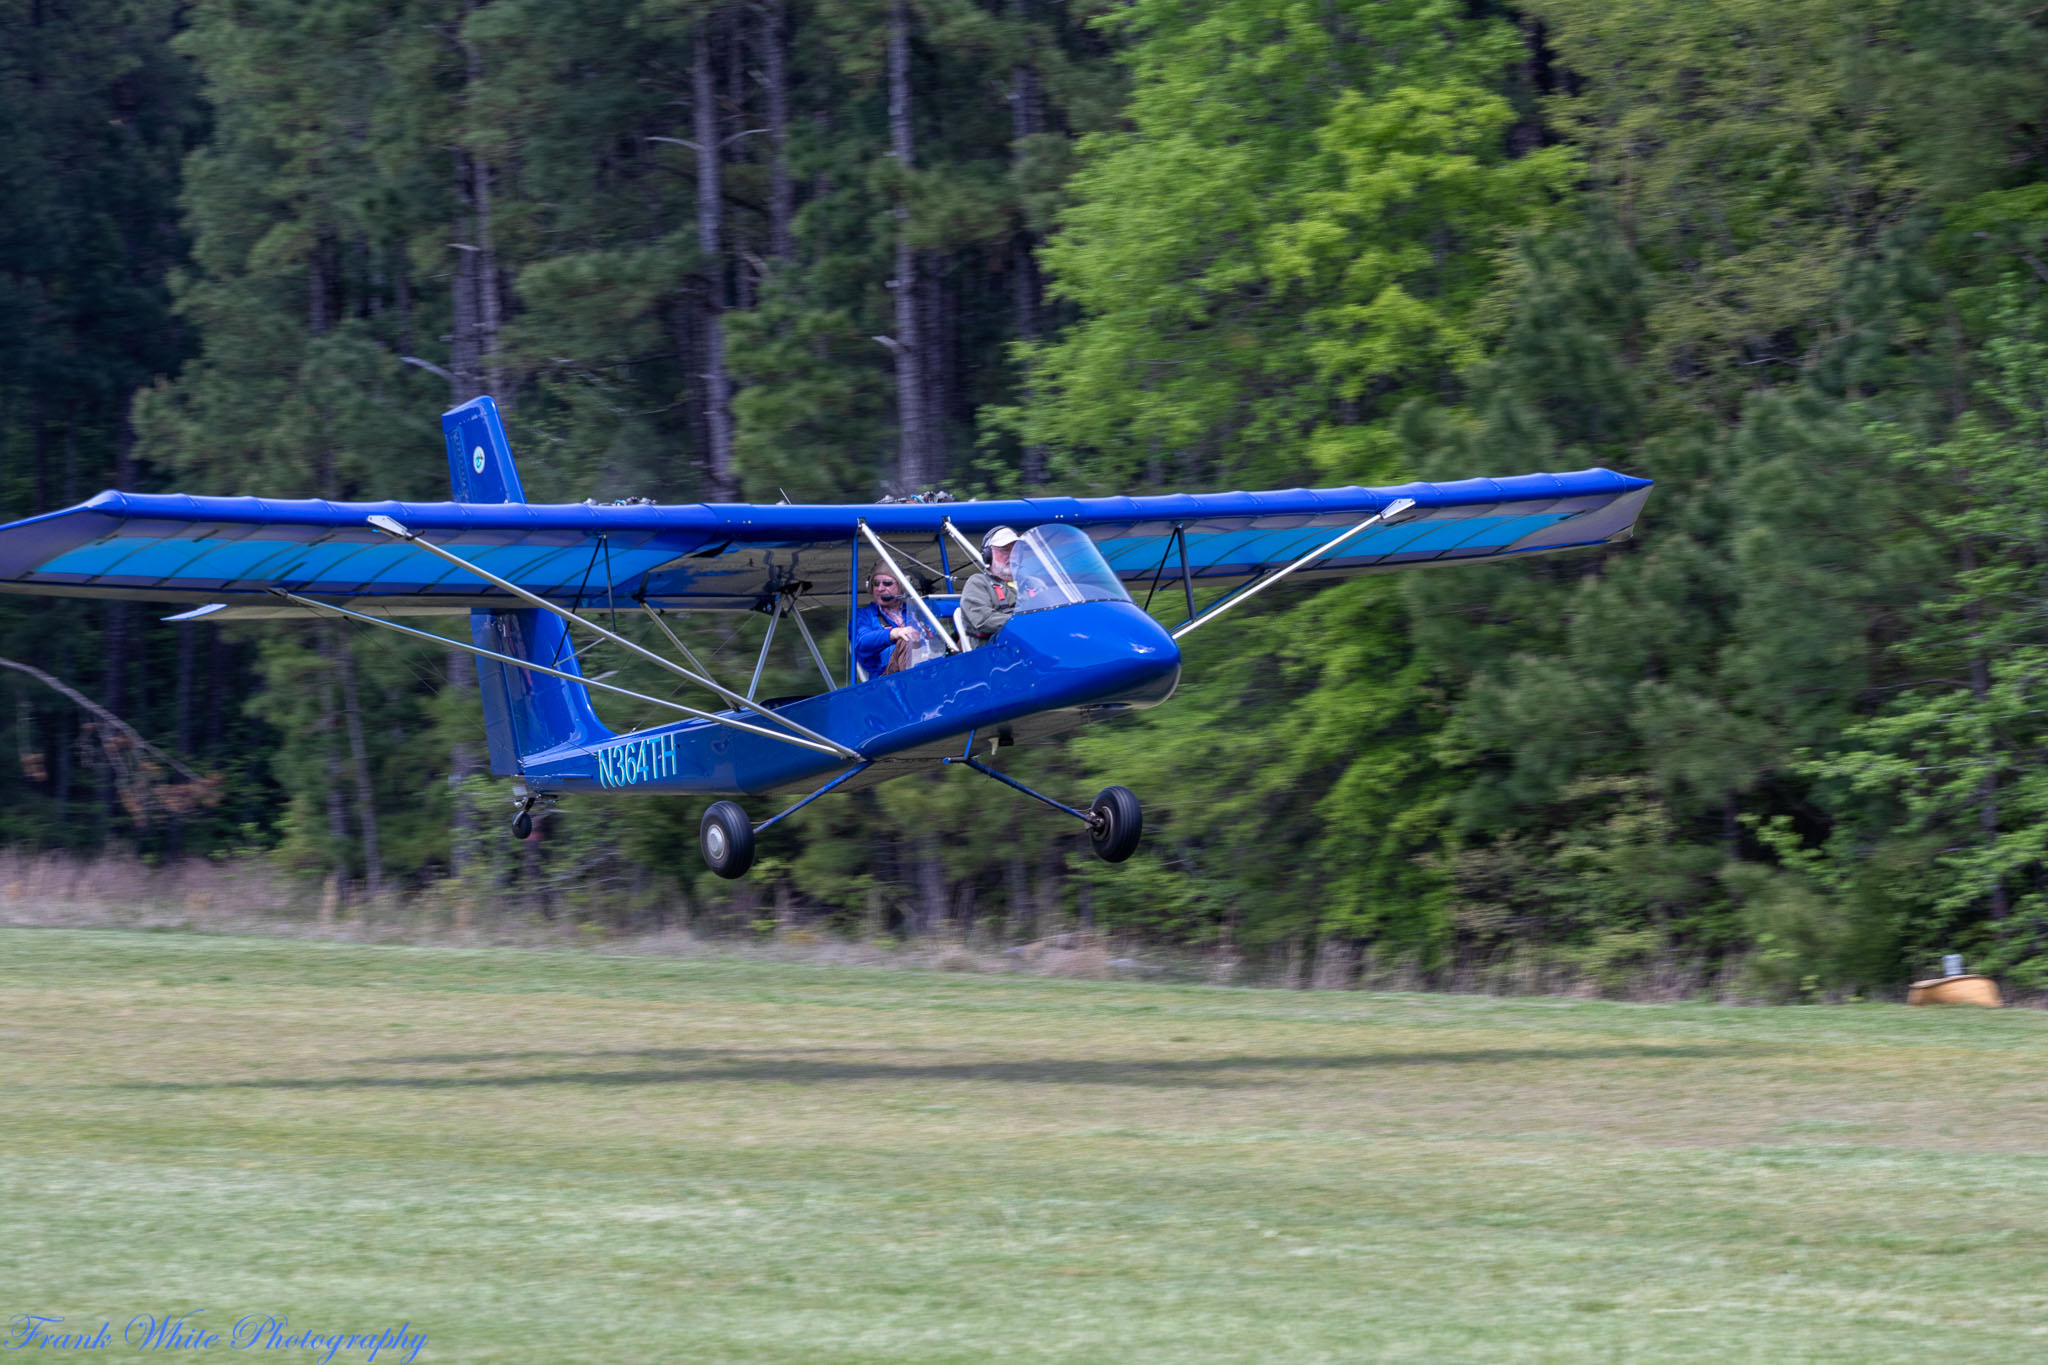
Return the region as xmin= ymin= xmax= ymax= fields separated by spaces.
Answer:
xmin=0 ymin=398 xmax=1651 ymax=877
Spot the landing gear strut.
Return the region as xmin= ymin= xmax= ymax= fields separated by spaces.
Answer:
xmin=689 ymin=759 xmax=1140 ymax=880
xmin=943 ymin=756 xmax=1145 ymax=864
xmin=695 ymin=762 xmax=874 ymax=879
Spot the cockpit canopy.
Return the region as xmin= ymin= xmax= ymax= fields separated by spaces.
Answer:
xmin=1009 ymin=524 xmax=1133 ymax=614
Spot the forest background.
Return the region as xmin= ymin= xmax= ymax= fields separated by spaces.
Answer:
xmin=5 ymin=0 xmax=2048 ymax=997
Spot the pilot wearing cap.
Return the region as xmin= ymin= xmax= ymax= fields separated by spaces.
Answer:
xmin=958 ymin=526 xmax=1023 ymax=644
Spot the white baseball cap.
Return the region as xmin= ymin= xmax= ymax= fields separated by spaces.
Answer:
xmin=982 ymin=526 xmax=1021 ymax=551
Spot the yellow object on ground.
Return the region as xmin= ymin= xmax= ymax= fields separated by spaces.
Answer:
xmin=1907 ymin=974 xmax=2003 ymax=1007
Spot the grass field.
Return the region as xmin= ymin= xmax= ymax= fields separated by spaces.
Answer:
xmin=2 ymin=928 xmax=2045 ymax=1363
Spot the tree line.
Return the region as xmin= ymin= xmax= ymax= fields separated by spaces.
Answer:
xmin=3 ymin=0 xmax=2046 ymax=994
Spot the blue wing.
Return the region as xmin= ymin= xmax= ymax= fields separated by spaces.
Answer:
xmin=0 ymin=472 xmax=1648 ymax=616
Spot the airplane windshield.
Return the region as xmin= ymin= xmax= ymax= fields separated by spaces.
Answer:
xmin=1009 ymin=524 xmax=1132 ymax=613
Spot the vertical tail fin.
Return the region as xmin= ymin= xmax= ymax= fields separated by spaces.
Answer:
xmin=443 ymin=395 xmax=526 ymax=504
xmin=441 ymin=397 xmax=612 ymax=775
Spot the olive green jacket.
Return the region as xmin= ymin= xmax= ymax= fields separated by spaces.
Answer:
xmin=957 ymin=571 xmax=1019 ymax=641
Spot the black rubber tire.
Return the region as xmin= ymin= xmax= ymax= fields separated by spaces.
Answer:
xmin=511 ymin=810 xmax=534 ymax=840
xmin=700 ymin=800 xmax=756 ymax=879
xmin=1088 ymin=785 xmax=1143 ymax=863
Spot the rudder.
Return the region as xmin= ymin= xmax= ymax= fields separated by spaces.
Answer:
xmin=443 ymin=395 xmax=526 ymax=504
xmin=440 ymin=397 xmax=612 ymax=777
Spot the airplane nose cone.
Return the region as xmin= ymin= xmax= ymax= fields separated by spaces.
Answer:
xmin=1001 ymin=600 xmax=1181 ymax=710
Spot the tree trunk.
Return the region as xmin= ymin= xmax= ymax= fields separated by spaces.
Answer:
xmin=1968 ymin=660 xmax=2008 ymax=921
xmin=170 ymin=623 xmax=195 ymax=849
xmin=1011 ymin=239 xmax=1046 ymax=482
xmin=449 ymin=156 xmax=504 ymax=401
xmin=308 ymin=248 xmax=356 ymax=895
xmin=460 ymin=4 xmax=505 ymax=402
xmin=1009 ymin=0 xmax=1049 ymax=482
xmin=335 ymin=633 xmax=383 ymax=902
xmin=449 ymin=156 xmax=480 ymax=397
xmin=316 ymin=628 xmax=351 ymax=881
xmin=1007 ymin=855 xmax=1031 ymax=942
xmin=53 ymin=424 xmax=76 ymax=817
xmin=444 ymin=157 xmax=485 ymax=872
xmin=695 ymin=17 xmax=736 ymax=496
xmin=763 ymin=0 xmax=793 ymax=262
xmin=888 ymin=0 xmax=930 ymax=491
xmin=722 ymin=12 xmax=753 ymax=311
xmin=1036 ymin=853 xmax=1059 ymax=939
xmin=101 ymin=598 xmax=130 ymax=812
xmin=674 ymin=293 xmax=711 ymax=472
xmin=445 ymin=19 xmax=503 ymax=872
xmin=394 ymin=257 xmax=415 ymax=356
xmin=53 ymin=704 xmax=72 ymax=816
xmin=915 ymin=832 xmax=947 ymax=937
xmin=1960 ymin=539 xmax=2010 ymax=923
xmin=308 ymin=236 xmax=331 ymax=341
xmin=447 ymin=647 xmax=479 ymax=876
xmin=173 ymin=625 xmax=195 ymax=755
xmin=31 ymin=391 xmax=49 ymax=511
xmin=203 ymin=626 xmax=224 ymax=754
xmin=100 ymin=415 xmax=140 ymax=822
xmin=923 ymin=260 xmax=950 ymax=479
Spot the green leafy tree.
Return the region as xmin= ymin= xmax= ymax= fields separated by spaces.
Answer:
xmin=1014 ymin=0 xmax=1576 ymax=488
xmin=1017 ymin=0 xmax=1575 ymax=967
xmin=1530 ymin=0 xmax=1914 ymax=402
xmin=1819 ymin=286 xmax=2048 ymax=985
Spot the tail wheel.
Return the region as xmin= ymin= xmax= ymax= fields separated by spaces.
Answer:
xmin=1088 ymin=786 xmax=1143 ymax=863
xmin=511 ymin=810 xmax=534 ymax=840
xmin=700 ymin=801 xmax=756 ymax=879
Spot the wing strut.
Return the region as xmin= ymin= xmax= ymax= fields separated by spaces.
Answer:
xmin=637 ymin=601 xmax=716 ymax=679
xmin=1170 ymin=497 xmax=1417 ymax=641
xmin=1175 ymin=525 xmax=1196 ymax=623
xmin=271 ymin=590 xmax=847 ymax=758
xmin=786 ymin=600 xmax=838 ymax=692
xmin=367 ymin=515 xmax=860 ymax=760
xmin=858 ymin=520 xmax=963 ymax=653
xmin=747 ymin=599 xmax=784 ymax=701
xmin=941 ymin=518 xmax=988 ymax=573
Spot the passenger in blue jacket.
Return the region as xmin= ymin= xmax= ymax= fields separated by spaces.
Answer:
xmin=853 ymin=568 xmax=944 ymax=678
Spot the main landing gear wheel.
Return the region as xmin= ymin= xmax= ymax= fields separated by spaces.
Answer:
xmin=511 ymin=809 xmax=534 ymax=840
xmin=700 ymin=800 xmax=756 ymax=879
xmin=1088 ymin=785 xmax=1143 ymax=863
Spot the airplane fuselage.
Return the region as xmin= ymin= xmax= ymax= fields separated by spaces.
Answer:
xmin=515 ymin=599 xmax=1182 ymax=797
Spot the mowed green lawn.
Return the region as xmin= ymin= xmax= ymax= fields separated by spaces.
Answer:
xmin=2 ymin=929 xmax=2045 ymax=1363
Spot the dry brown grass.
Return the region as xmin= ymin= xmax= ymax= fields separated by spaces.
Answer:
xmin=2 ymin=849 xmax=2032 ymax=1006
xmin=0 ymin=848 xmax=310 ymax=929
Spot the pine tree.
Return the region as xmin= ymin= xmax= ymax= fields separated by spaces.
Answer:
xmin=138 ymin=0 xmax=464 ymax=892
xmin=0 ymin=0 xmax=205 ymax=847
xmin=1820 ymin=285 xmax=2048 ymax=985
